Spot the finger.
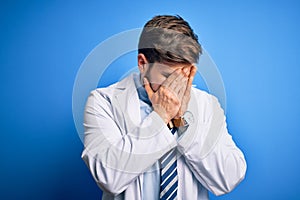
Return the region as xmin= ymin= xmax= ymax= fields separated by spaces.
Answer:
xmin=183 ymin=75 xmax=193 ymax=100
xmin=167 ymin=76 xmax=187 ymax=100
xmin=172 ymin=75 xmax=187 ymax=93
xmin=143 ymin=77 xmax=154 ymax=99
xmin=183 ymin=66 xmax=196 ymax=96
xmin=182 ymin=66 xmax=191 ymax=77
xmin=168 ymin=67 xmax=189 ymax=88
xmin=183 ymin=82 xmax=191 ymax=98
xmin=189 ymin=65 xmax=197 ymax=77
xmin=168 ymin=67 xmax=189 ymax=97
xmin=177 ymin=78 xmax=188 ymax=99
xmin=161 ymin=68 xmax=182 ymax=88
xmin=187 ymin=65 xmax=197 ymax=87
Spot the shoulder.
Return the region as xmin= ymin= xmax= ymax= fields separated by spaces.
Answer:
xmin=191 ymin=87 xmax=221 ymax=106
xmin=84 ymin=84 xmax=118 ymax=113
xmin=89 ymin=82 xmax=119 ymax=100
xmin=87 ymin=73 xmax=136 ymax=106
xmin=191 ymin=87 xmax=224 ymax=119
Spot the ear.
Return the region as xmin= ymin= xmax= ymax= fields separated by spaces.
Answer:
xmin=137 ymin=53 xmax=148 ymax=73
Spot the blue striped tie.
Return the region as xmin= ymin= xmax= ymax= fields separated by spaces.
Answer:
xmin=160 ymin=127 xmax=178 ymax=200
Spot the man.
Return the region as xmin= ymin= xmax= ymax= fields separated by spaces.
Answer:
xmin=82 ymin=15 xmax=246 ymax=200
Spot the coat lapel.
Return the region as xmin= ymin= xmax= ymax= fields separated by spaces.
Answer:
xmin=113 ymin=73 xmax=142 ymax=133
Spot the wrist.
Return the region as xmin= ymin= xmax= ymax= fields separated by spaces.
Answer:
xmin=175 ymin=107 xmax=187 ymax=118
xmin=172 ymin=117 xmax=185 ymax=127
xmin=174 ymin=112 xmax=183 ymax=119
xmin=153 ymin=109 xmax=171 ymax=124
xmin=172 ymin=111 xmax=194 ymax=128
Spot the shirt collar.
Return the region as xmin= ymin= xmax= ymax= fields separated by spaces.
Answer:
xmin=134 ymin=74 xmax=152 ymax=106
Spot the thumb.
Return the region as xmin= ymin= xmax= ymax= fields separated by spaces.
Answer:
xmin=143 ymin=77 xmax=154 ymax=99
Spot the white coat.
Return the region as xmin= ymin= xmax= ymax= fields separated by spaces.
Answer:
xmin=82 ymin=73 xmax=246 ymax=199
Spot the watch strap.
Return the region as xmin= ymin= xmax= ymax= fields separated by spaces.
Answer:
xmin=172 ymin=117 xmax=185 ymax=128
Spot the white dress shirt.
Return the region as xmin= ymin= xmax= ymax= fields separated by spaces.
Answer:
xmin=82 ymin=73 xmax=247 ymax=200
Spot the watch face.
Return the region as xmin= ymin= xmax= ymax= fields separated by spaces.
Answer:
xmin=183 ymin=111 xmax=194 ymax=125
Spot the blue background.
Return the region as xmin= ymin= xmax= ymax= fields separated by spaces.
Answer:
xmin=1 ymin=0 xmax=300 ymax=199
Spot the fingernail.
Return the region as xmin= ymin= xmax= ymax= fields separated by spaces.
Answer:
xmin=143 ymin=77 xmax=148 ymax=84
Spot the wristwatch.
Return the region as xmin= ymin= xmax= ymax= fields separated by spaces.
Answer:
xmin=172 ymin=111 xmax=194 ymax=128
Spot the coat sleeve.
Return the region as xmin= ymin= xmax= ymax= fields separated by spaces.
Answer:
xmin=177 ymin=93 xmax=247 ymax=196
xmin=81 ymin=90 xmax=177 ymax=195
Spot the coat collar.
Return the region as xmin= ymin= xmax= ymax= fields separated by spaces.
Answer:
xmin=113 ymin=73 xmax=142 ymax=130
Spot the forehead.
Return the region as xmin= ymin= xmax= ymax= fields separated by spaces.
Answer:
xmin=153 ymin=62 xmax=191 ymax=75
